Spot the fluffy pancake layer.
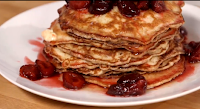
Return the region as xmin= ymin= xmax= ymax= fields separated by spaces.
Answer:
xmin=44 ymin=30 xmax=184 ymax=76
xmin=58 ymin=1 xmax=184 ymax=44
xmin=84 ymin=56 xmax=185 ymax=89
xmin=43 ymin=20 xmax=177 ymax=53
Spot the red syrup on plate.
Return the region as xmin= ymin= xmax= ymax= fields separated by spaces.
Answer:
xmin=24 ymin=56 xmax=34 ymax=64
xmin=175 ymin=61 xmax=195 ymax=82
xmin=34 ymin=74 xmax=63 ymax=88
xmin=28 ymin=39 xmax=45 ymax=61
xmin=22 ymin=37 xmax=63 ymax=88
xmin=37 ymin=37 xmax=43 ymax=41
xmin=21 ymin=37 xmax=108 ymax=91
xmin=24 ymin=39 xmax=45 ymax=64
xmin=152 ymin=61 xmax=195 ymax=90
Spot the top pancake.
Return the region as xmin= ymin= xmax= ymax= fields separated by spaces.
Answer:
xmin=58 ymin=1 xmax=184 ymax=45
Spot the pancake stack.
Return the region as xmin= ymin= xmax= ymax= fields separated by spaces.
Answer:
xmin=42 ymin=1 xmax=185 ymax=89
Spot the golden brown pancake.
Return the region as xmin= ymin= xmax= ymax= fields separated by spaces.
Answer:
xmin=42 ymin=20 xmax=177 ymax=53
xmin=58 ymin=1 xmax=184 ymax=44
xmin=84 ymin=56 xmax=185 ymax=89
xmin=44 ymin=41 xmax=184 ymax=76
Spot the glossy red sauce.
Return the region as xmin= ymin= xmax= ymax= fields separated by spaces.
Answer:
xmin=37 ymin=37 xmax=43 ymax=41
xmin=152 ymin=60 xmax=195 ymax=90
xmin=28 ymin=40 xmax=44 ymax=48
xmin=34 ymin=74 xmax=63 ymax=88
xmin=37 ymin=50 xmax=46 ymax=62
xmin=24 ymin=56 xmax=34 ymax=64
xmin=24 ymin=38 xmax=46 ymax=64
xmin=175 ymin=62 xmax=195 ymax=82
xmin=35 ymin=72 xmax=108 ymax=92
xmin=84 ymin=84 xmax=107 ymax=93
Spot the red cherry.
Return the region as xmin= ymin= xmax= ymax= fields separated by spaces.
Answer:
xmin=117 ymin=73 xmax=145 ymax=84
xmin=117 ymin=1 xmax=140 ymax=17
xmin=107 ymin=73 xmax=147 ymax=96
xmin=137 ymin=1 xmax=150 ymax=10
xmin=184 ymin=44 xmax=193 ymax=57
xmin=63 ymin=71 xmax=86 ymax=90
xmin=107 ymin=81 xmax=147 ymax=96
xmin=20 ymin=65 xmax=41 ymax=81
xmin=35 ymin=60 xmax=56 ymax=78
xmin=183 ymin=40 xmax=200 ymax=63
xmin=190 ymin=43 xmax=200 ymax=63
xmin=106 ymin=83 xmax=126 ymax=96
xmin=88 ymin=0 xmax=113 ymax=15
xmin=180 ymin=26 xmax=188 ymax=38
xmin=69 ymin=1 xmax=91 ymax=10
xmin=150 ymin=1 xmax=166 ymax=13
xmin=189 ymin=41 xmax=198 ymax=48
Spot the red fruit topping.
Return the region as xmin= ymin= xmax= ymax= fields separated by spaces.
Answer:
xmin=184 ymin=44 xmax=193 ymax=57
xmin=107 ymin=73 xmax=147 ymax=96
xmin=69 ymin=1 xmax=91 ymax=10
xmin=137 ymin=1 xmax=150 ymax=10
xmin=150 ymin=1 xmax=166 ymax=13
xmin=107 ymin=83 xmax=126 ymax=96
xmin=20 ymin=65 xmax=41 ymax=81
xmin=89 ymin=0 xmax=113 ymax=15
xmin=117 ymin=1 xmax=140 ymax=17
xmin=184 ymin=40 xmax=200 ymax=63
xmin=35 ymin=60 xmax=56 ymax=78
xmin=189 ymin=41 xmax=198 ymax=48
xmin=117 ymin=73 xmax=145 ymax=84
xmin=180 ymin=26 xmax=188 ymax=38
xmin=113 ymin=0 xmax=118 ymax=6
xmin=190 ymin=43 xmax=200 ymax=63
xmin=63 ymin=71 xmax=86 ymax=90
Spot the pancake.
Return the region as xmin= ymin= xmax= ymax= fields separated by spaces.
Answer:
xmin=44 ymin=46 xmax=99 ymax=69
xmin=42 ymin=20 xmax=177 ymax=53
xmin=45 ymin=41 xmax=183 ymax=76
xmin=72 ymin=46 xmax=183 ymax=76
xmin=58 ymin=1 xmax=184 ymax=45
xmin=84 ymin=56 xmax=185 ymax=89
xmin=56 ymin=39 xmax=170 ymax=66
xmin=74 ymin=55 xmax=181 ymax=76
xmin=44 ymin=39 xmax=170 ymax=69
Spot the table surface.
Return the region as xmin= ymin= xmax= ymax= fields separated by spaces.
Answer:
xmin=1 ymin=1 xmax=200 ymax=109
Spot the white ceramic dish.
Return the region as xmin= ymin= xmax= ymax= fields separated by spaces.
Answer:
xmin=185 ymin=1 xmax=200 ymax=7
xmin=0 ymin=1 xmax=200 ymax=107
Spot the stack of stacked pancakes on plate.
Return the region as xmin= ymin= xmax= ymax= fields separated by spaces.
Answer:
xmin=42 ymin=1 xmax=185 ymax=89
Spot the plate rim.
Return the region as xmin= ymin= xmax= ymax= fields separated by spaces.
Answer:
xmin=0 ymin=2 xmax=200 ymax=107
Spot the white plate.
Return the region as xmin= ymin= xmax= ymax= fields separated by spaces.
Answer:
xmin=1 ymin=1 xmax=200 ymax=107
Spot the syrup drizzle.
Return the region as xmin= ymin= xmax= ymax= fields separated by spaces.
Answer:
xmin=34 ymin=74 xmax=63 ymax=88
xmin=37 ymin=37 xmax=43 ymax=41
xmin=152 ymin=62 xmax=195 ymax=90
xmin=24 ymin=56 xmax=34 ymax=64
xmin=25 ymin=37 xmax=63 ymax=88
xmin=24 ymin=38 xmax=46 ymax=65
xmin=28 ymin=40 xmax=44 ymax=48
xmin=175 ymin=62 xmax=195 ymax=82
